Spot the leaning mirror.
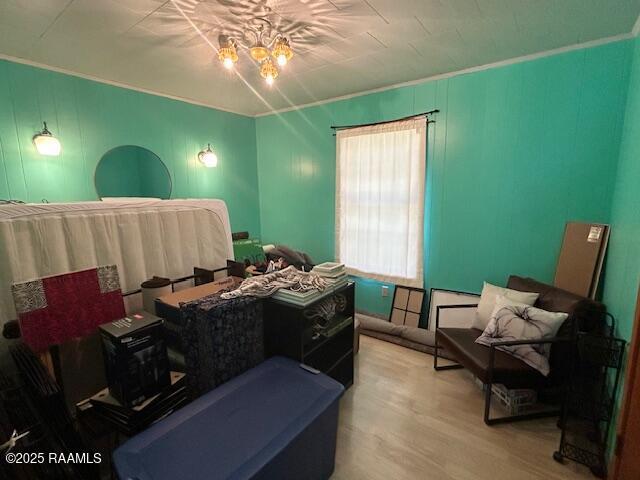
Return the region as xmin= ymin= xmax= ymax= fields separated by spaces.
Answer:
xmin=95 ymin=146 xmax=171 ymax=199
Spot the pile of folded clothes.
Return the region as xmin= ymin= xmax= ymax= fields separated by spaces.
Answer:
xmin=271 ymin=288 xmax=326 ymax=307
xmin=271 ymin=263 xmax=348 ymax=307
xmin=221 ymin=263 xmax=349 ymax=307
xmin=311 ymin=263 xmax=348 ymax=290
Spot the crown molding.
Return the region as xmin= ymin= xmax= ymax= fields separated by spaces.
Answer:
xmin=0 ymin=53 xmax=251 ymax=118
xmin=254 ymin=32 xmax=633 ymax=117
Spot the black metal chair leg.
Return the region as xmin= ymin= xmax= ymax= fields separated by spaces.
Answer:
xmin=433 ymin=333 xmax=463 ymax=371
xmin=433 ymin=339 xmax=439 ymax=370
xmin=434 ymin=363 xmax=464 ymax=371
xmin=433 ymin=306 xmax=467 ymax=371
xmin=484 ymin=381 xmax=492 ymax=425
xmin=433 ymin=350 xmax=464 ymax=371
xmin=483 ymin=345 xmax=561 ymax=425
xmin=486 ymin=408 xmax=561 ymax=425
xmin=484 ymin=381 xmax=560 ymax=425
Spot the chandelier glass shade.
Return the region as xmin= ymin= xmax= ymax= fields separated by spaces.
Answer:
xmin=218 ymin=18 xmax=293 ymax=85
xmin=218 ymin=41 xmax=238 ymax=69
xmin=272 ymin=37 xmax=293 ymax=66
xmin=259 ymin=58 xmax=278 ymax=85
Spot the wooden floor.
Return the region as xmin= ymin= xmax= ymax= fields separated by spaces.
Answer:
xmin=332 ymin=335 xmax=593 ymax=480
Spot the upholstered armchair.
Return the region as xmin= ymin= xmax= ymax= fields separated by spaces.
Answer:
xmin=433 ymin=276 xmax=606 ymax=425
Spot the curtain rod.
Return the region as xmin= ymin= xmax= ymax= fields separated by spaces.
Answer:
xmin=330 ymin=109 xmax=439 ymax=131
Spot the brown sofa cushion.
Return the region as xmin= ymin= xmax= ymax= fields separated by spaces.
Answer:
xmin=506 ymin=276 xmax=605 ymax=335
xmin=506 ymin=277 xmax=606 ymax=382
xmin=436 ymin=328 xmax=546 ymax=387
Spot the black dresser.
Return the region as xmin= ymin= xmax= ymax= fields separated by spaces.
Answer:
xmin=263 ymin=283 xmax=355 ymax=388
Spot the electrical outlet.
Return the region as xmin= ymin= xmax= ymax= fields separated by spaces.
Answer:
xmin=381 ymin=285 xmax=389 ymax=297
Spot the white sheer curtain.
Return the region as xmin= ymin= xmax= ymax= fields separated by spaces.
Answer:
xmin=336 ymin=117 xmax=426 ymax=288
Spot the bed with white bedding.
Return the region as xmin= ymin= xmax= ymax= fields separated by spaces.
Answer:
xmin=0 ymin=199 xmax=234 ymax=325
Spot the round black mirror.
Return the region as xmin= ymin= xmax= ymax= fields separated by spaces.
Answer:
xmin=95 ymin=146 xmax=171 ymax=199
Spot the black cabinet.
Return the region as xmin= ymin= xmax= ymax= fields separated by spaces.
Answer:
xmin=264 ymin=283 xmax=355 ymax=388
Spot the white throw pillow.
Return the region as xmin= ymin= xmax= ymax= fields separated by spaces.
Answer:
xmin=472 ymin=282 xmax=539 ymax=330
xmin=475 ymin=296 xmax=569 ymax=376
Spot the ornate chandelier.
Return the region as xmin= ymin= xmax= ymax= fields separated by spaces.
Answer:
xmin=217 ymin=18 xmax=293 ymax=86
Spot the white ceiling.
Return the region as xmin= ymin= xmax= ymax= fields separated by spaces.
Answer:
xmin=0 ymin=0 xmax=639 ymax=116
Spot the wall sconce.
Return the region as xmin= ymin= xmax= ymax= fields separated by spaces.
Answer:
xmin=198 ymin=144 xmax=218 ymax=168
xmin=33 ymin=122 xmax=61 ymax=156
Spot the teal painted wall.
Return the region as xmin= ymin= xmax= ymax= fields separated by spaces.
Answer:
xmin=602 ymin=36 xmax=640 ymax=457
xmin=604 ymin=36 xmax=640 ymax=347
xmin=256 ymin=40 xmax=632 ymax=318
xmin=0 ymin=60 xmax=260 ymax=235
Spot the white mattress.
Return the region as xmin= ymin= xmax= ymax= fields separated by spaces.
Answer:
xmin=0 ymin=199 xmax=234 ymax=324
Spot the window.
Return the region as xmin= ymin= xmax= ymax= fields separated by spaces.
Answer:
xmin=336 ymin=118 xmax=426 ymax=288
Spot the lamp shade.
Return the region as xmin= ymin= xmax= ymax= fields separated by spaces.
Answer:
xmin=260 ymin=58 xmax=278 ymax=86
xmin=218 ymin=41 xmax=238 ymax=69
xmin=33 ymin=122 xmax=61 ymax=156
xmin=272 ymin=37 xmax=293 ymax=66
xmin=198 ymin=144 xmax=218 ymax=168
